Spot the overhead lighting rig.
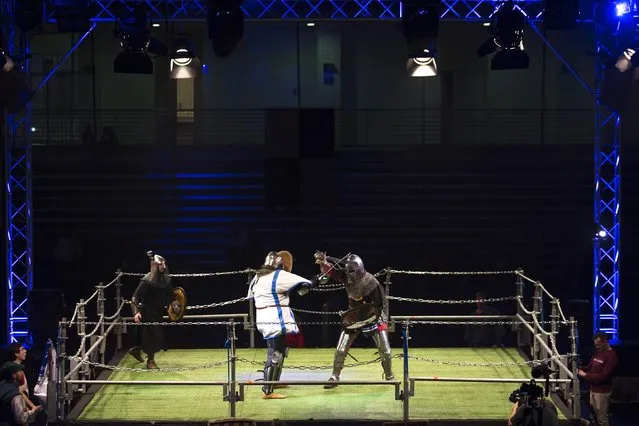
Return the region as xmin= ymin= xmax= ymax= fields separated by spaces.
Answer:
xmin=113 ymin=8 xmax=168 ymax=74
xmin=402 ymin=0 xmax=440 ymax=77
xmin=476 ymin=1 xmax=529 ymax=70
xmin=208 ymin=0 xmax=245 ymax=58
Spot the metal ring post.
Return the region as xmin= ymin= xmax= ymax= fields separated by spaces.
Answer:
xmin=401 ymin=320 xmax=410 ymax=422
xmin=384 ymin=268 xmax=392 ymax=332
xmin=532 ymin=283 xmax=541 ymax=360
xmin=246 ymin=270 xmax=255 ymax=348
xmin=115 ymin=270 xmax=123 ymax=350
xmin=515 ymin=271 xmax=525 ymax=348
xmin=569 ymin=316 xmax=581 ymax=419
xmin=549 ymin=300 xmax=560 ymax=392
xmin=77 ymin=300 xmax=88 ymax=391
xmin=57 ymin=318 xmax=68 ymax=421
xmin=97 ymin=282 xmax=106 ymax=363
xmin=228 ymin=319 xmax=238 ymax=418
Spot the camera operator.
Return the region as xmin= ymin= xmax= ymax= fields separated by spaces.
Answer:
xmin=508 ymin=396 xmax=559 ymax=426
xmin=507 ymin=373 xmax=559 ymax=426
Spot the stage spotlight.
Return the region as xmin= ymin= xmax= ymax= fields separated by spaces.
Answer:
xmin=615 ymin=48 xmax=636 ymax=72
xmin=0 ymin=54 xmax=33 ymax=113
xmin=208 ymin=0 xmax=244 ymax=58
xmin=476 ymin=1 xmax=529 ymax=70
xmin=113 ymin=9 xmax=168 ymax=74
xmin=407 ymin=49 xmax=438 ymax=77
xmin=170 ymin=38 xmax=201 ymax=79
xmin=402 ymin=1 xmax=440 ymax=77
xmin=612 ymin=2 xmax=639 ymax=72
xmin=615 ymin=0 xmax=633 ymax=16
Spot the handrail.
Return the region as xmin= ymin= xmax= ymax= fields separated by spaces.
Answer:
xmin=410 ymin=377 xmax=572 ymax=384
xmin=31 ymin=107 xmax=594 ymax=146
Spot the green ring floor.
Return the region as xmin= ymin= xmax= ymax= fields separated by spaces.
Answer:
xmin=77 ymin=347 xmax=559 ymax=422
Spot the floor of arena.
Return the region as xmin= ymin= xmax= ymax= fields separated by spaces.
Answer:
xmin=68 ymin=347 xmax=569 ymax=424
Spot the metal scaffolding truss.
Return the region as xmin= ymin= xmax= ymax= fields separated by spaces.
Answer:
xmin=1 ymin=0 xmax=620 ymax=345
xmin=45 ymin=0 xmax=546 ymax=21
xmin=2 ymin=0 xmax=32 ymax=344
xmin=593 ymin=13 xmax=621 ymax=344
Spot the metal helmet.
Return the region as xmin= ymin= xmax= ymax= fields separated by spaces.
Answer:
xmin=263 ymin=250 xmax=293 ymax=272
xmin=345 ymin=254 xmax=365 ymax=281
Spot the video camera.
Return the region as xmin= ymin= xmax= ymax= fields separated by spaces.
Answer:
xmin=509 ymin=363 xmax=554 ymax=405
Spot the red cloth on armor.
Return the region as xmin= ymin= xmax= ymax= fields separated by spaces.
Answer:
xmin=285 ymin=332 xmax=305 ymax=348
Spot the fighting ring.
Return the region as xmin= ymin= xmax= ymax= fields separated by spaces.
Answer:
xmin=43 ymin=250 xmax=582 ymax=424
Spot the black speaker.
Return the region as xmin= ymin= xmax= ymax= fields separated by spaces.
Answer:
xmin=28 ymin=289 xmax=66 ymax=347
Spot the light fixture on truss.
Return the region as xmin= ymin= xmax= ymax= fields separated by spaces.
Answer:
xmin=402 ymin=0 xmax=440 ymax=77
xmin=170 ymin=38 xmax=201 ymax=79
xmin=612 ymin=1 xmax=639 ymax=72
xmin=208 ymin=0 xmax=244 ymax=58
xmin=476 ymin=1 xmax=529 ymax=70
xmin=113 ymin=8 xmax=168 ymax=74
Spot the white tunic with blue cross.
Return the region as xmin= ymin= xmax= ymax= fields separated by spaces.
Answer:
xmin=247 ymin=269 xmax=311 ymax=339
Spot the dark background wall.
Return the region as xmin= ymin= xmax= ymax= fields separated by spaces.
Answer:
xmin=3 ymin=20 xmax=638 ymax=355
xmin=26 ymin=143 xmax=639 ymax=351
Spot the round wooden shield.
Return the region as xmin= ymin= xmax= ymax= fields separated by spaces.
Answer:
xmin=277 ymin=250 xmax=293 ymax=272
xmin=167 ymin=287 xmax=187 ymax=321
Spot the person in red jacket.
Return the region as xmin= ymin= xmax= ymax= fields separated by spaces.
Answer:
xmin=578 ymin=332 xmax=618 ymax=426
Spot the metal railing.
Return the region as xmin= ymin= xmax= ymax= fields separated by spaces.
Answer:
xmin=30 ymin=108 xmax=594 ymax=147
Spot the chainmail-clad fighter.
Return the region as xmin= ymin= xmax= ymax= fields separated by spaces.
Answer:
xmin=248 ymin=250 xmax=317 ymax=399
xmin=315 ymin=252 xmax=394 ymax=388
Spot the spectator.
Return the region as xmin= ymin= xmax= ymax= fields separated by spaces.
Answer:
xmin=464 ymin=292 xmax=505 ymax=347
xmin=578 ymin=332 xmax=618 ymax=426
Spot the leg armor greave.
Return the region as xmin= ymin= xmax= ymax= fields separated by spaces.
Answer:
xmin=263 ymin=335 xmax=287 ymax=395
xmin=330 ymin=331 xmax=358 ymax=379
xmin=372 ymin=329 xmax=394 ymax=380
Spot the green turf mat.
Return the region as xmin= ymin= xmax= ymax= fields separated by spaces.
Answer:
xmin=77 ymin=347 xmax=561 ymax=422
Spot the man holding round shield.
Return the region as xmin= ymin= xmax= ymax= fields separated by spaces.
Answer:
xmin=128 ymin=252 xmax=184 ymax=369
xmin=315 ymin=252 xmax=395 ymax=388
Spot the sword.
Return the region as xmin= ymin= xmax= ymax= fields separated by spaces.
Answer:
xmin=317 ymin=252 xmax=352 ymax=279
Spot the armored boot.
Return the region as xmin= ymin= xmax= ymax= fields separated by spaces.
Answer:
xmin=324 ymin=331 xmax=357 ymax=389
xmin=373 ymin=329 xmax=394 ymax=380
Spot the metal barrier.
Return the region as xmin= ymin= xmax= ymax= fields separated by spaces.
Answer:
xmin=54 ymin=266 xmax=582 ymax=423
xmin=30 ymin=108 xmax=594 ymax=146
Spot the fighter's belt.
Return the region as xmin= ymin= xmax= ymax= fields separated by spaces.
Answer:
xmin=340 ymin=303 xmax=380 ymax=331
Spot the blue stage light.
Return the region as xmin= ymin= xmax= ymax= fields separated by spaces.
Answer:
xmin=615 ymin=1 xmax=633 ymax=17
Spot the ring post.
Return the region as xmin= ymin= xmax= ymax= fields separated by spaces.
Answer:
xmin=77 ymin=300 xmax=88 ymax=391
xmin=246 ymin=269 xmax=255 ymax=348
xmin=402 ymin=320 xmax=410 ymax=422
xmin=384 ymin=268 xmax=392 ymax=332
xmin=115 ymin=269 xmax=123 ymax=350
xmin=549 ymin=299 xmax=560 ymax=392
xmin=569 ymin=316 xmax=581 ymax=420
xmin=57 ymin=318 xmax=68 ymax=421
xmin=228 ymin=319 xmax=238 ymax=418
xmin=97 ymin=282 xmax=106 ymax=363
xmin=515 ymin=271 xmax=525 ymax=348
xmin=532 ymin=283 xmax=541 ymax=360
